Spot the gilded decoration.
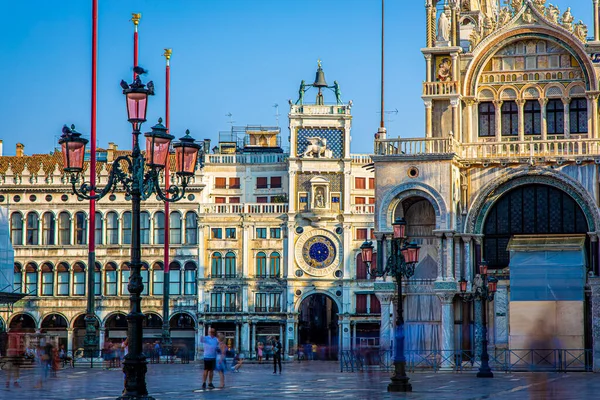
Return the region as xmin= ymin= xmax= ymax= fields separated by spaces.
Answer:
xmin=436 ymin=56 xmax=453 ymax=82
xmin=468 ymin=1 xmax=588 ymax=51
xmin=294 ymin=229 xmax=341 ymax=277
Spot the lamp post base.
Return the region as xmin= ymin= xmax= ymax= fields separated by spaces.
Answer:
xmin=387 ymin=361 xmax=412 ymax=392
xmin=476 ymin=369 xmax=494 ymax=378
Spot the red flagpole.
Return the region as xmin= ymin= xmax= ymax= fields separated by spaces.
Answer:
xmin=162 ymin=48 xmax=172 ymax=349
xmin=132 ymin=13 xmax=140 ymax=79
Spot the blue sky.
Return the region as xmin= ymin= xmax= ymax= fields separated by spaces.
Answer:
xmin=0 ymin=0 xmax=591 ymax=156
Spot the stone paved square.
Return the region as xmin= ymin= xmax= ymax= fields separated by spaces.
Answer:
xmin=0 ymin=362 xmax=598 ymax=399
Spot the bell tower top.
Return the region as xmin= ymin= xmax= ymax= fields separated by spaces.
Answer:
xmin=294 ymin=60 xmax=343 ymax=106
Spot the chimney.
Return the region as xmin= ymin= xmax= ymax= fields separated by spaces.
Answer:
xmin=0 ymin=140 xmax=3 ymax=157
xmin=107 ymin=142 xmax=118 ymax=162
xmin=16 ymin=143 xmax=24 ymax=157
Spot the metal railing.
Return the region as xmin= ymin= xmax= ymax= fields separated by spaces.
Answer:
xmin=340 ymin=349 xmax=593 ymax=373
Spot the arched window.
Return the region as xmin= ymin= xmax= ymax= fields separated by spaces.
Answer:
xmin=25 ymin=263 xmax=37 ymax=295
xmin=501 ymin=101 xmax=518 ymax=136
xmin=478 ymin=102 xmax=496 ymax=137
xmin=95 ymin=212 xmax=103 ymax=245
xmin=225 ymin=252 xmax=236 ymax=278
xmin=106 ymin=212 xmax=119 ymax=245
xmin=154 ymin=212 xmax=165 ymax=245
xmin=73 ymin=263 xmax=86 ymax=296
xmin=13 ymin=263 xmax=22 ymax=292
xmin=211 ymin=252 xmax=223 ymax=277
xmin=546 ymin=99 xmax=564 ymax=135
xmin=57 ymin=263 xmax=70 ymax=296
xmin=95 ymin=262 xmax=101 ymax=297
xmin=256 ymin=252 xmax=267 ymax=277
xmin=58 ymin=212 xmax=70 ymax=245
xmin=141 ymin=263 xmax=149 ymax=296
xmin=11 ymin=212 xmax=23 ymax=246
xmin=42 ymin=212 xmax=55 ymax=245
xmin=74 ymin=212 xmax=87 ymax=245
xmin=122 ymin=211 xmax=132 ymax=245
xmin=524 ymin=100 xmax=541 ymax=135
xmin=170 ymin=212 xmax=182 ymax=244
xmin=184 ymin=262 xmax=197 ymax=295
xmin=185 ymin=212 xmax=198 ymax=244
xmin=105 ymin=263 xmax=117 ymax=296
xmin=41 ymin=263 xmax=54 ymax=296
xmin=570 ymin=98 xmax=588 ymax=133
xmin=26 ymin=212 xmax=39 ymax=245
xmin=121 ymin=264 xmax=130 ymax=295
xmin=269 ymin=252 xmax=281 ymax=277
xmin=169 ymin=262 xmax=181 ymax=295
xmin=152 ymin=262 xmax=164 ymax=295
xmin=140 ymin=212 xmax=150 ymax=244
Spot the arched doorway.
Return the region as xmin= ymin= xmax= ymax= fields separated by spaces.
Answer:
xmin=9 ymin=313 xmax=36 ymax=333
xmin=170 ymin=313 xmax=196 ymax=360
xmin=143 ymin=312 xmax=163 ymax=343
xmin=72 ymin=314 xmax=100 ymax=353
xmin=105 ymin=313 xmax=128 ymax=346
xmin=41 ymin=314 xmax=69 ymax=349
xmin=298 ymin=293 xmax=338 ymax=360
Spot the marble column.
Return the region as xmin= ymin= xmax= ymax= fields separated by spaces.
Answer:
xmin=425 ymin=100 xmax=433 ymax=139
xmin=343 ymin=224 xmax=351 ymax=278
xmin=426 ymin=3 xmax=435 ymax=48
xmin=493 ymin=100 xmax=503 ymax=142
xmin=587 ymin=93 xmax=599 ymax=139
xmin=67 ymin=328 xmax=73 ymax=353
xmin=425 ymin=54 xmax=432 ymax=82
xmin=494 ymin=282 xmax=509 ymax=347
xmin=539 ymin=97 xmax=548 ymax=141
xmin=474 ymin=299 xmax=483 ymax=361
xmin=241 ymin=321 xmax=250 ymax=356
xmin=99 ymin=329 xmax=105 ymax=350
xmin=464 ymin=98 xmax=477 ymax=143
xmin=352 ymin=322 xmax=357 ymax=350
xmin=235 ymin=323 xmax=240 ymax=352
xmin=375 ymin=233 xmax=385 ymax=275
xmin=461 ymin=235 xmax=472 ymax=281
xmin=562 ymin=97 xmax=571 ymax=138
xmin=516 ymin=99 xmax=525 ymax=142
xmin=445 ymin=232 xmax=454 ymax=281
xmin=340 ymin=317 xmax=351 ymax=351
xmin=589 ymin=277 xmax=600 ymax=371
xmin=438 ymin=293 xmax=455 ymax=369
xmin=251 ymin=322 xmax=256 ymax=359
xmin=451 ymin=98 xmax=460 ymax=141
xmin=376 ymin=292 xmax=394 ymax=350
xmin=595 ymin=0 xmax=600 ymax=42
xmin=195 ymin=326 xmax=203 ymax=359
xmin=435 ymin=232 xmax=444 ymax=280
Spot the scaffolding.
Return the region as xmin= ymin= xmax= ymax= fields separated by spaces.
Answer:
xmin=0 ymin=206 xmax=24 ymax=315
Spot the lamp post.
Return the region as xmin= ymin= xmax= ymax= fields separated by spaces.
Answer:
xmin=458 ymin=261 xmax=498 ymax=378
xmin=360 ymin=217 xmax=420 ymax=392
xmin=59 ymin=73 xmax=201 ymax=400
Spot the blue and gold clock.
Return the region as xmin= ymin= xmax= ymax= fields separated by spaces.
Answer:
xmin=302 ymin=236 xmax=336 ymax=269
xmin=295 ymin=229 xmax=341 ymax=277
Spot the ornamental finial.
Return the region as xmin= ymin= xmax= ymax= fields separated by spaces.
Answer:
xmin=317 ymin=59 xmax=322 ymax=69
xmin=163 ymin=48 xmax=172 ymax=61
xmin=131 ymin=13 xmax=141 ymax=25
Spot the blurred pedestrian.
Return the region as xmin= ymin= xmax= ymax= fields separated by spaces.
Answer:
xmin=257 ymin=341 xmax=264 ymax=363
xmin=201 ymin=328 xmax=218 ymax=390
xmin=231 ymin=352 xmax=243 ymax=372
xmin=272 ymin=337 xmax=282 ymax=374
xmin=311 ymin=343 xmax=317 ymax=361
xmin=526 ymin=318 xmax=559 ymax=399
xmin=215 ymin=333 xmax=228 ymax=388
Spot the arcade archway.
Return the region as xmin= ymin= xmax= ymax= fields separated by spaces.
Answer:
xmin=9 ymin=313 xmax=36 ymax=333
xmin=41 ymin=313 xmax=69 ymax=349
xmin=298 ymin=293 xmax=339 ymax=360
xmin=170 ymin=313 xmax=196 ymax=360
xmin=72 ymin=314 xmax=100 ymax=352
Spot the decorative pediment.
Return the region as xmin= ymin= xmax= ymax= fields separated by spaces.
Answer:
xmin=470 ymin=0 xmax=588 ymax=52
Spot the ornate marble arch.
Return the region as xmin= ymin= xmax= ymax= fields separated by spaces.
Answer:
xmin=378 ymin=181 xmax=448 ymax=232
xmin=294 ymin=289 xmax=342 ymax=315
xmin=465 ymin=168 xmax=600 ymax=234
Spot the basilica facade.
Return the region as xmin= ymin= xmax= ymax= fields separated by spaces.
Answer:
xmin=373 ymin=0 xmax=600 ymax=370
xmin=0 ymin=67 xmax=378 ymax=359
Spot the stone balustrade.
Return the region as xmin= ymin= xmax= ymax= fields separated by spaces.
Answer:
xmin=198 ymin=203 xmax=289 ymax=214
xmin=350 ymin=204 xmax=375 ymax=214
xmin=422 ymin=81 xmax=459 ymax=96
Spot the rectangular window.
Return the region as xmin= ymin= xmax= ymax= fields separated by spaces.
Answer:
xmin=105 ymin=270 xmax=117 ymax=296
xmin=268 ymin=293 xmax=281 ymax=312
xmin=215 ymin=197 xmax=226 ymax=204
xmin=369 ymin=197 xmax=375 ymax=204
xmin=257 ymin=196 xmax=268 ymax=203
xmin=256 ymin=177 xmax=268 ymax=189
xmin=356 ymin=294 xmax=367 ymax=314
xmin=215 ymin=177 xmax=227 ymax=189
xmin=14 ymin=272 xmax=22 ymax=293
xmin=224 ymin=292 xmax=237 ymax=312
xmin=354 ymin=197 xmax=366 ymax=204
xmin=170 ymin=270 xmax=181 ymax=296
xmin=355 ymin=177 xmax=366 ymax=189
xmin=369 ymin=177 xmax=375 ymax=189
xmin=356 ymin=228 xmax=368 ymax=240
xmin=26 ymin=272 xmax=37 ymax=295
xmin=121 ymin=269 xmax=130 ymax=296
xmin=73 ymin=272 xmax=85 ymax=296
xmin=140 ymin=213 xmax=150 ymax=245
xmin=153 ymin=269 xmax=164 ymax=296
xmin=141 ymin=268 xmax=149 ymax=296
xmin=226 ymin=228 xmax=236 ymax=239
xmin=95 ymin=270 xmax=101 ymax=297
xmin=229 ymin=177 xmax=241 ymax=189
xmin=501 ymin=101 xmax=519 ymax=136
xmin=478 ymin=102 xmax=496 ymax=137
xmin=211 ymin=293 xmax=222 ymax=312
xmin=212 ymin=228 xmax=222 ymax=239
xmin=270 ymin=228 xmax=281 ymax=239
xmin=256 ymin=228 xmax=267 ymax=239
xmin=270 ymin=176 xmax=282 ymax=188
xmin=42 ymin=272 xmax=53 ymax=296
xmin=57 ymin=271 xmax=69 ymax=296
xmin=229 ymin=197 xmax=240 ymax=203
xmin=331 ymin=196 xmax=340 ymax=203
xmin=546 ymin=99 xmax=564 ymax=135
xmin=185 ymin=269 xmax=196 ymax=295
xmin=255 ymin=293 xmax=267 ymax=312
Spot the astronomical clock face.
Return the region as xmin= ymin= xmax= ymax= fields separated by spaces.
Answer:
xmin=295 ymin=229 xmax=341 ymax=277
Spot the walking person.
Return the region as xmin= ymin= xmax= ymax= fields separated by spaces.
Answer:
xmin=257 ymin=341 xmax=264 ymax=363
xmin=201 ymin=328 xmax=218 ymax=390
xmin=215 ymin=333 xmax=228 ymax=388
xmin=272 ymin=337 xmax=282 ymax=375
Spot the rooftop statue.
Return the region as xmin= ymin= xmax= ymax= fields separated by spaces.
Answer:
xmin=561 ymin=7 xmax=574 ymax=31
xmin=437 ymin=11 xmax=451 ymax=43
xmin=331 ymin=81 xmax=342 ymax=105
xmin=498 ymin=7 xmax=512 ymax=28
xmin=296 ymin=80 xmax=306 ymax=105
xmin=574 ymin=21 xmax=588 ymax=43
xmin=510 ymin=0 xmax=524 ymax=14
xmin=546 ymin=4 xmax=560 ymax=24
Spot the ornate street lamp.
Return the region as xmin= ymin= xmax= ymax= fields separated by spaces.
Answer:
xmin=458 ymin=261 xmax=498 ymax=378
xmin=59 ymin=73 xmax=201 ymax=400
xmin=361 ymin=216 xmax=420 ymax=392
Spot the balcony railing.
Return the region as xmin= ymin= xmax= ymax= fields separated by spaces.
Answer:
xmin=351 ymin=154 xmax=372 ymax=164
xmin=206 ymin=306 xmax=240 ymax=313
xmin=200 ymin=203 xmax=289 ymax=214
xmin=422 ymin=81 xmax=459 ymax=96
xmin=204 ymin=153 xmax=287 ymax=164
xmin=256 ymin=274 xmax=281 ymax=279
xmin=375 ymin=136 xmax=600 ymax=162
xmin=254 ymin=306 xmax=282 ymax=313
xmin=209 ymin=273 xmax=238 ymax=279
xmin=351 ymin=204 xmax=375 ymax=214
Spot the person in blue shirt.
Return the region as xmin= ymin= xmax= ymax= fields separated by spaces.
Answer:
xmin=201 ymin=328 xmax=218 ymax=389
